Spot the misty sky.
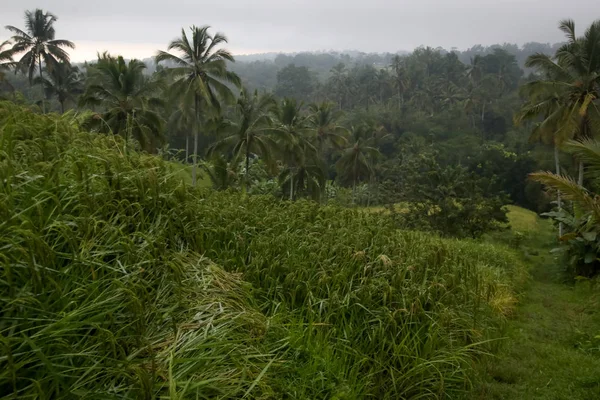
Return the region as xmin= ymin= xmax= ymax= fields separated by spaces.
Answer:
xmin=0 ymin=0 xmax=597 ymax=62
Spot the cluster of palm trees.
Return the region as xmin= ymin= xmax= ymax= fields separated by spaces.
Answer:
xmin=207 ymin=91 xmax=385 ymax=201
xmin=320 ymin=47 xmax=521 ymax=127
xmin=1 ymin=8 xmax=383 ymax=201
xmin=516 ymin=19 xmax=600 ymax=236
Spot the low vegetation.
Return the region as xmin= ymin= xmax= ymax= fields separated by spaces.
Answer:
xmin=0 ymin=103 xmax=528 ymax=398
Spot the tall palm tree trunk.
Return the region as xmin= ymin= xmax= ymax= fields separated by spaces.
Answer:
xmin=185 ymin=136 xmax=189 ymax=163
xmin=578 ymin=161 xmax=584 ymax=186
xmin=319 ymin=140 xmax=327 ymax=203
xmin=245 ymin=142 xmax=251 ymax=193
xmin=192 ymin=95 xmax=199 ymax=187
xmin=554 ymin=145 xmax=563 ymax=238
xmin=38 ymin=55 xmax=45 ymax=113
xmin=289 ymin=170 xmax=294 ymax=201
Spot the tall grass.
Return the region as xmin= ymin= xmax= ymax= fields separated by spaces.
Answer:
xmin=0 ymin=102 xmax=527 ymax=398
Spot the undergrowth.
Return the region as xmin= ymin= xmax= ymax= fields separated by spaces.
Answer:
xmin=0 ymin=103 xmax=527 ymax=398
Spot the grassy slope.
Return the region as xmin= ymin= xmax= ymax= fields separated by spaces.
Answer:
xmin=0 ymin=104 xmax=529 ymax=398
xmin=472 ymin=206 xmax=600 ymax=399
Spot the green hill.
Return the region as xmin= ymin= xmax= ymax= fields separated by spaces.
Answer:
xmin=0 ymin=103 xmax=527 ymax=398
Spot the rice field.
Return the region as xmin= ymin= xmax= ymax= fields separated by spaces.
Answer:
xmin=0 ymin=103 xmax=528 ymax=398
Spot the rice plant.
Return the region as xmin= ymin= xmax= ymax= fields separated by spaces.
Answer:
xmin=0 ymin=102 xmax=527 ymax=398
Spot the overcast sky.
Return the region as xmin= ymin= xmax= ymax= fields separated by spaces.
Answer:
xmin=0 ymin=0 xmax=597 ymax=62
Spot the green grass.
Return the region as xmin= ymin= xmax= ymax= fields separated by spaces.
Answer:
xmin=471 ymin=206 xmax=600 ymax=399
xmin=167 ymin=161 xmax=212 ymax=188
xmin=0 ymin=102 xmax=530 ymax=398
xmin=504 ymin=205 xmax=542 ymax=233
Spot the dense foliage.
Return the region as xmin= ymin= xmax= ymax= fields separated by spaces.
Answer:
xmin=0 ymin=103 xmax=527 ymax=398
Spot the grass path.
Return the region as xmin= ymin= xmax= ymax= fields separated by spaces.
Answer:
xmin=471 ymin=207 xmax=600 ymax=399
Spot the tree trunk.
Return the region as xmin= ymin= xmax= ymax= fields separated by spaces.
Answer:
xmin=289 ymin=171 xmax=294 ymax=201
xmin=192 ymin=95 xmax=199 ymax=187
xmin=245 ymin=143 xmax=251 ymax=193
xmin=554 ymin=145 xmax=563 ymax=238
xmin=578 ymin=160 xmax=584 ymax=187
xmin=60 ymin=100 xmax=64 ymax=114
xmin=38 ymin=55 xmax=45 ymax=114
xmin=185 ymin=136 xmax=189 ymax=163
xmin=352 ymin=178 xmax=356 ymax=205
xmin=319 ymin=140 xmax=327 ymax=203
xmin=125 ymin=113 xmax=130 ymax=155
xmin=481 ymin=101 xmax=485 ymax=122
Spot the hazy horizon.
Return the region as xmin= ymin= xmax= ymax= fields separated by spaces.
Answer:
xmin=1 ymin=0 xmax=597 ymax=63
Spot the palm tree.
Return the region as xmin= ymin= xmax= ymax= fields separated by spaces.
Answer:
xmin=307 ymin=102 xmax=347 ymax=198
xmin=201 ymin=154 xmax=240 ymax=190
xmin=336 ymin=124 xmax=381 ymax=204
xmin=6 ymin=9 xmax=75 ymax=112
xmin=516 ymin=83 xmax=567 ymax=236
xmin=530 ymin=139 xmax=600 ymax=274
xmin=275 ymin=98 xmax=318 ymax=200
xmin=0 ymin=41 xmax=16 ymax=95
xmin=521 ymin=19 xmax=600 ymax=186
xmin=156 ymin=26 xmax=241 ymax=187
xmin=34 ymin=62 xmax=82 ymax=113
xmin=80 ymin=53 xmax=164 ymax=152
xmin=167 ymin=104 xmax=195 ymax=162
xmin=391 ymin=55 xmax=409 ymax=106
xmin=308 ymin=102 xmax=348 ymax=155
xmin=207 ymin=89 xmax=277 ymax=191
xmin=0 ymin=40 xmax=15 ymax=81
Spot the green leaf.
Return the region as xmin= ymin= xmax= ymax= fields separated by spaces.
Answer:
xmin=582 ymin=231 xmax=597 ymax=242
xmin=584 ymin=252 xmax=596 ymax=264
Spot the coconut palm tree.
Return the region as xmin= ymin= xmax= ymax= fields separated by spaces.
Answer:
xmin=275 ymin=98 xmax=318 ymax=200
xmin=80 ymin=53 xmax=164 ymax=152
xmin=34 ymin=62 xmax=82 ymax=113
xmin=516 ymin=82 xmax=567 ymax=236
xmin=5 ymin=9 xmax=75 ymax=112
xmin=336 ymin=124 xmax=381 ymax=204
xmin=0 ymin=41 xmax=16 ymax=95
xmin=207 ymin=89 xmax=277 ymax=191
xmin=391 ymin=55 xmax=409 ymax=106
xmin=307 ymin=102 xmax=348 ymax=198
xmin=156 ymin=26 xmax=241 ymax=186
xmin=531 ymin=139 xmax=600 ymax=275
xmin=0 ymin=40 xmax=15 ymax=79
xmin=521 ymin=19 xmax=600 ymax=186
xmin=308 ymin=102 xmax=348 ymax=154
xmin=167 ymin=104 xmax=195 ymax=162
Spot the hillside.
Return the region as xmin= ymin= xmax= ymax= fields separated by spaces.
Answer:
xmin=0 ymin=103 xmax=529 ymax=398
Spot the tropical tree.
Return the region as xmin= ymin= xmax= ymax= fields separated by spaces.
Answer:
xmin=201 ymin=154 xmax=239 ymax=190
xmin=166 ymin=104 xmax=195 ymax=162
xmin=516 ymin=82 xmax=566 ymax=236
xmin=390 ymin=55 xmax=409 ymax=106
xmin=207 ymin=89 xmax=277 ymax=190
xmin=275 ymin=98 xmax=319 ymax=200
xmin=329 ymin=63 xmax=349 ymax=108
xmin=34 ymin=62 xmax=82 ymax=113
xmin=307 ymin=102 xmax=347 ymax=198
xmin=0 ymin=40 xmax=15 ymax=84
xmin=80 ymin=53 xmax=164 ymax=152
xmin=336 ymin=124 xmax=381 ymax=203
xmin=156 ymin=26 xmax=241 ymax=186
xmin=5 ymin=9 xmax=75 ymax=112
xmin=531 ymin=139 xmax=600 ymax=276
xmin=521 ymin=19 xmax=600 ymax=186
